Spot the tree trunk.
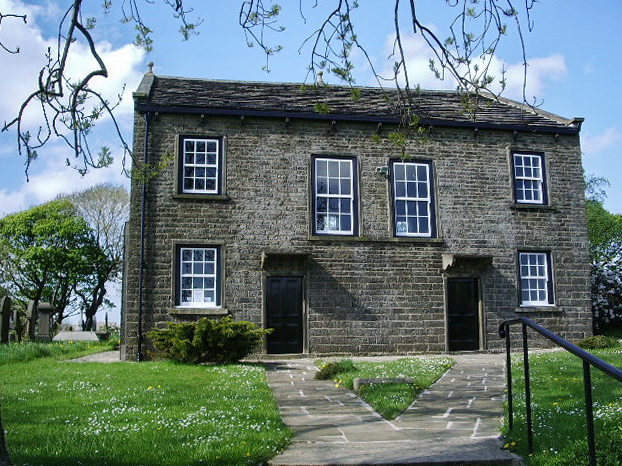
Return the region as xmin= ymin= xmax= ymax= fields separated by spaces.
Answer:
xmin=0 ymin=408 xmax=11 ymax=466
xmin=85 ymin=276 xmax=107 ymax=332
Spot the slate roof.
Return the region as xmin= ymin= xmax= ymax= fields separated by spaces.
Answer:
xmin=134 ymin=72 xmax=582 ymax=134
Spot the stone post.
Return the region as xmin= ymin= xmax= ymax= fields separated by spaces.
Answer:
xmin=0 ymin=297 xmax=10 ymax=344
xmin=35 ymin=302 xmax=55 ymax=343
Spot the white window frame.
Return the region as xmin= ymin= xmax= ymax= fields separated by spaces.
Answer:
xmin=519 ymin=251 xmax=554 ymax=306
xmin=513 ymin=153 xmax=546 ymax=205
xmin=178 ymin=246 xmax=220 ymax=308
xmin=180 ymin=137 xmax=221 ymax=194
xmin=313 ymin=157 xmax=358 ymax=236
xmin=391 ymin=160 xmax=435 ymax=237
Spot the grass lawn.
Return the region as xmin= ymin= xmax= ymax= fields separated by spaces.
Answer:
xmin=502 ymin=348 xmax=622 ymax=465
xmin=315 ymin=357 xmax=454 ymax=419
xmin=0 ymin=342 xmax=291 ymax=466
xmin=0 ymin=339 xmax=117 ymax=365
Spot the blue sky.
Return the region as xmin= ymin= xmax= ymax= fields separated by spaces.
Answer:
xmin=1 ymin=0 xmax=620 ymax=215
xmin=1 ymin=0 xmax=621 ymax=322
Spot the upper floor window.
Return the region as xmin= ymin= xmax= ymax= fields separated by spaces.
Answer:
xmin=179 ymin=137 xmax=222 ymax=194
xmin=512 ymin=152 xmax=547 ymax=205
xmin=518 ymin=251 xmax=554 ymax=306
xmin=391 ymin=160 xmax=436 ymax=237
xmin=312 ymin=156 xmax=358 ymax=236
xmin=177 ymin=246 xmax=221 ymax=308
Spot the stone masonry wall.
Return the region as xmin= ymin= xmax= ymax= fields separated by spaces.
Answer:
xmin=121 ymin=110 xmax=591 ymax=359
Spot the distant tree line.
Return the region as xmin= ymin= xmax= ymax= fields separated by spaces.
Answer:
xmin=585 ymin=176 xmax=622 ymax=333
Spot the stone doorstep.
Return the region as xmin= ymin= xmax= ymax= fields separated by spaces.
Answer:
xmin=353 ymin=377 xmax=415 ymax=391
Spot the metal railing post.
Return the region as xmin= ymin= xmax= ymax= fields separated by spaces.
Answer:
xmin=583 ymin=361 xmax=597 ymax=466
xmin=522 ymin=323 xmax=534 ymax=453
xmin=504 ymin=323 xmax=514 ymax=431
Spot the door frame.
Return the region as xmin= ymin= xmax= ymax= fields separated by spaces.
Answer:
xmin=263 ymin=274 xmax=308 ymax=354
xmin=444 ymin=276 xmax=485 ymax=352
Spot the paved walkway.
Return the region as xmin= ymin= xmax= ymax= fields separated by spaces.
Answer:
xmin=265 ymin=354 xmax=521 ymax=465
xmin=65 ymin=350 xmax=122 ymax=363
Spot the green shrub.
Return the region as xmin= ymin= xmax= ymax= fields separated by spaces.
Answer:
xmin=577 ymin=335 xmax=621 ymax=350
xmin=315 ymin=359 xmax=357 ymax=380
xmin=147 ymin=316 xmax=271 ymax=364
xmin=148 ymin=322 xmax=198 ymax=363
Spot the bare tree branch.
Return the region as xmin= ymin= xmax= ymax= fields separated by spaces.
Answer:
xmin=1 ymin=0 xmax=132 ymax=178
xmin=0 ymin=11 xmax=26 ymax=54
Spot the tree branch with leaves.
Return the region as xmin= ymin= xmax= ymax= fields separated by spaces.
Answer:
xmin=1 ymin=0 xmax=539 ymax=175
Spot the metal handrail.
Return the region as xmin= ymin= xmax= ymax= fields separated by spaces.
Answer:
xmin=499 ymin=317 xmax=622 ymax=466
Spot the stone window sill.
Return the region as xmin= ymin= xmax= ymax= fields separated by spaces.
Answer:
xmin=515 ymin=306 xmax=562 ymax=314
xmin=510 ymin=203 xmax=557 ymax=212
xmin=168 ymin=307 xmax=229 ymax=316
xmin=172 ymin=194 xmax=231 ymax=202
xmin=308 ymin=235 xmax=443 ymax=245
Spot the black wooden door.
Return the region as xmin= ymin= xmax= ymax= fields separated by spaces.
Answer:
xmin=266 ymin=277 xmax=303 ymax=354
xmin=447 ymin=278 xmax=480 ymax=351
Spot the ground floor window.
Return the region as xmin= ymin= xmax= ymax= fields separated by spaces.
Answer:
xmin=518 ymin=251 xmax=553 ymax=306
xmin=177 ymin=246 xmax=221 ymax=307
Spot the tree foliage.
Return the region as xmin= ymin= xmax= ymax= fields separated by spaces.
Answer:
xmin=0 ymin=199 xmax=105 ymax=326
xmin=1 ymin=0 xmax=538 ymax=174
xmin=63 ymin=184 xmax=129 ymax=330
xmin=585 ymin=177 xmax=622 ymax=332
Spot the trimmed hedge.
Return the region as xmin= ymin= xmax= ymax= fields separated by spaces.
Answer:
xmin=148 ymin=316 xmax=272 ymax=364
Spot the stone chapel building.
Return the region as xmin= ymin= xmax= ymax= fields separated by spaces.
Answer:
xmin=120 ymin=67 xmax=591 ymax=360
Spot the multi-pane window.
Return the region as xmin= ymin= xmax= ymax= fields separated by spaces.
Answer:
xmin=391 ymin=160 xmax=436 ymax=237
xmin=519 ymin=252 xmax=553 ymax=306
xmin=313 ymin=157 xmax=358 ymax=235
xmin=180 ymin=137 xmax=221 ymax=194
xmin=178 ymin=246 xmax=220 ymax=307
xmin=513 ymin=153 xmax=547 ymax=204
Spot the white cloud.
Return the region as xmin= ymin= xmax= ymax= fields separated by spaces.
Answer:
xmin=582 ymin=127 xmax=620 ymax=156
xmin=0 ymin=0 xmax=145 ymax=130
xmin=502 ymin=55 xmax=566 ymax=101
xmin=0 ymin=0 xmax=142 ymax=216
xmin=0 ymin=145 xmax=129 ymax=218
xmin=0 ymin=188 xmax=28 ymax=215
xmin=0 ymin=140 xmax=130 ymax=217
xmin=376 ymin=32 xmax=567 ymax=102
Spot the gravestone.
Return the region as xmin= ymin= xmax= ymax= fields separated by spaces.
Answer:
xmin=0 ymin=297 xmax=10 ymax=344
xmin=13 ymin=310 xmax=24 ymax=342
xmin=26 ymin=300 xmax=36 ymax=341
xmin=35 ymin=302 xmax=55 ymax=342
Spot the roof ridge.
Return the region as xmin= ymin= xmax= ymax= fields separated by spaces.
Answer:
xmin=152 ymin=73 xmax=473 ymax=96
xmin=135 ymin=72 xmax=581 ymax=133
